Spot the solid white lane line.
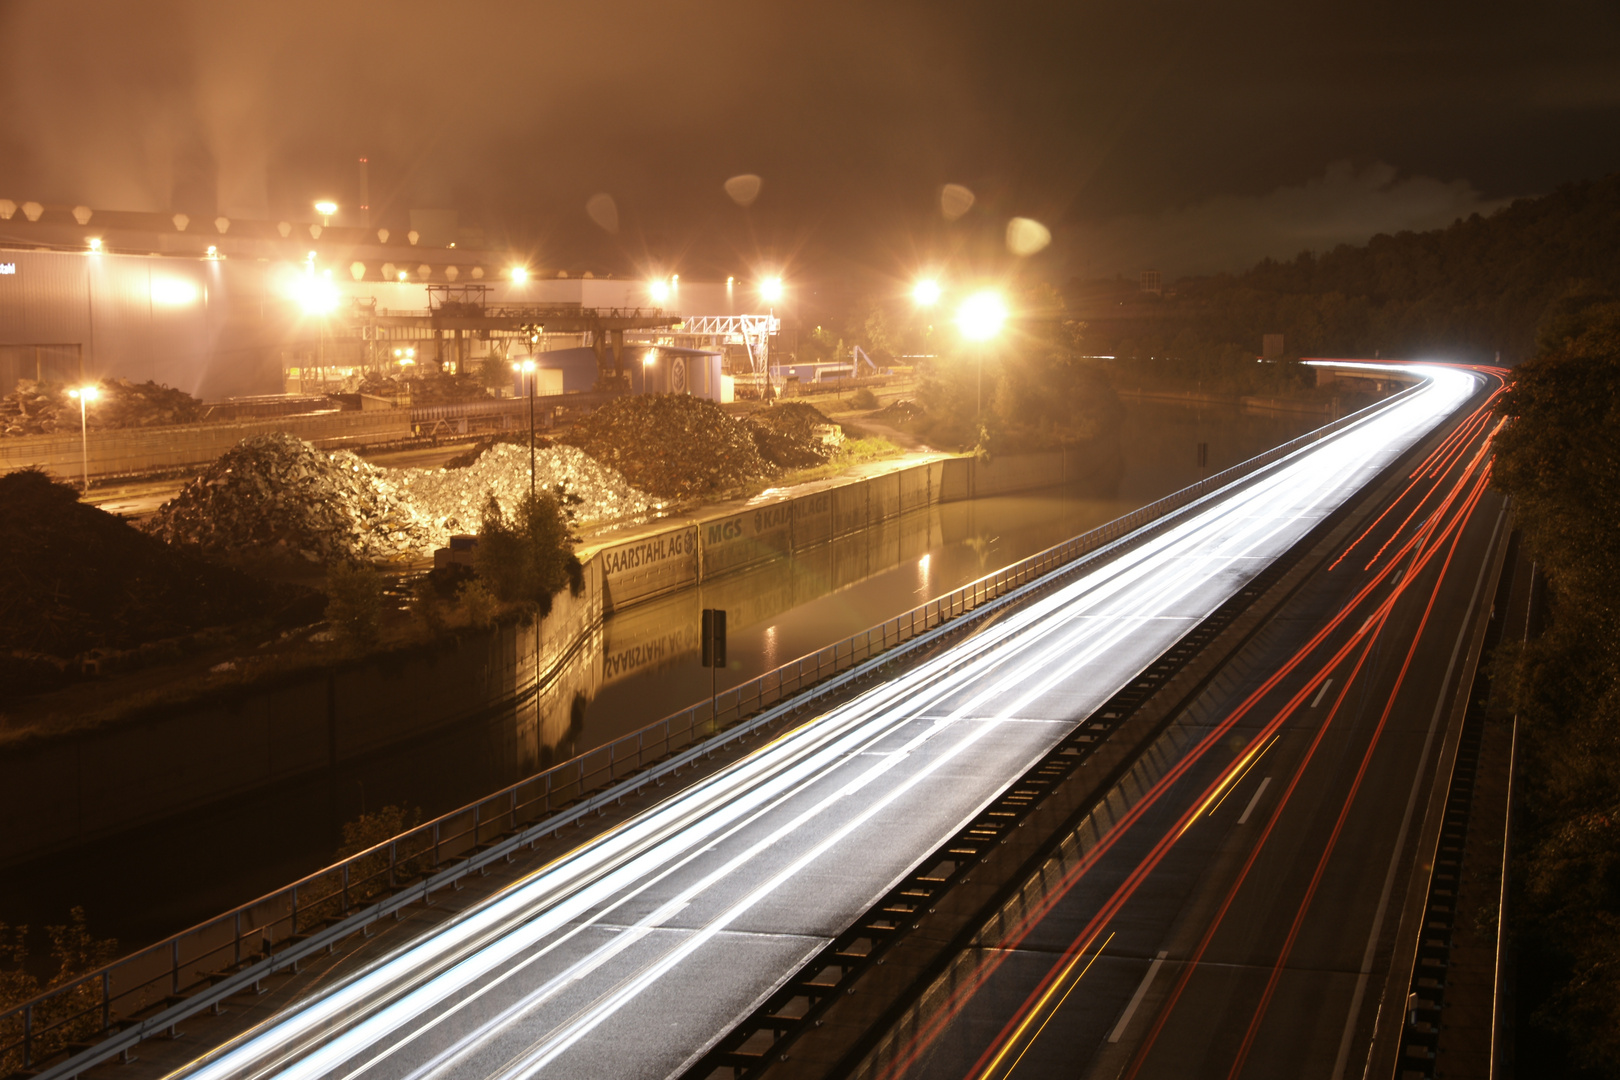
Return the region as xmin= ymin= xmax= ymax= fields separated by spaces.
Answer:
xmin=1312 ymin=679 xmax=1334 ymax=708
xmin=1109 ymin=951 xmax=1170 ymax=1043
xmin=1237 ymin=777 xmax=1272 ymax=825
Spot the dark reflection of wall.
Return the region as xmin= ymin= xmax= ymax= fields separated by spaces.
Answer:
xmin=599 ymin=507 xmax=946 ymax=689
xmin=0 ymin=400 xmax=1317 ymax=952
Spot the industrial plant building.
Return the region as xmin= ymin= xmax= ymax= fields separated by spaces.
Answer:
xmin=0 ymin=199 xmax=793 ymax=404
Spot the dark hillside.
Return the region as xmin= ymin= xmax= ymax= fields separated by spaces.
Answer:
xmin=1073 ymin=173 xmax=1620 ymax=370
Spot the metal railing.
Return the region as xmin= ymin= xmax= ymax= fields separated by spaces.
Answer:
xmin=0 ymin=379 xmax=1430 ymax=1080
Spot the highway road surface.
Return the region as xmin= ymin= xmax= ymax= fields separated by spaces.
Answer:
xmin=859 ymin=369 xmax=1509 ymax=1080
xmin=162 ymin=366 xmax=1482 ymax=1080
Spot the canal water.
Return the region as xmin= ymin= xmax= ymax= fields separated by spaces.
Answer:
xmin=0 ymin=400 xmax=1324 ymax=951
xmin=569 ymin=398 xmax=1319 ymax=753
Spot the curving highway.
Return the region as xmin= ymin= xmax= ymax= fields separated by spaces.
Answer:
xmin=165 ymin=366 xmax=1480 ymax=1080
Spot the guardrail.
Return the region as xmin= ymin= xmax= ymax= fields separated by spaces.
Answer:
xmin=0 ymin=378 xmax=1432 ymax=1080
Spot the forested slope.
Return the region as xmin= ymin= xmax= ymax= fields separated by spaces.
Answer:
xmin=1082 ymin=172 xmax=1620 ymax=373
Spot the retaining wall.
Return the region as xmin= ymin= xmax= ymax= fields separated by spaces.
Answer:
xmin=0 ymin=409 xmax=411 ymax=481
xmin=595 ymin=460 xmax=961 ymax=612
xmin=0 ymin=447 xmax=1089 ymax=869
xmin=0 ymin=561 xmax=601 ymax=870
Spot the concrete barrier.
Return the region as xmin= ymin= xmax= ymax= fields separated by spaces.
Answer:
xmin=0 ymin=409 xmax=412 ymax=481
xmin=597 ymin=526 xmax=699 ymax=611
xmin=699 ymin=501 xmax=795 ymax=578
xmin=791 ymin=489 xmax=834 ymax=547
xmin=832 ymin=480 xmax=874 ymax=537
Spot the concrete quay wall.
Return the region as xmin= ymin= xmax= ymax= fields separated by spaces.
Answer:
xmin=0 ymin=447 xmax=1089 ymax=869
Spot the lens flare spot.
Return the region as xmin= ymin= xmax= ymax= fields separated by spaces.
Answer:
xmin=941 ymin=183 xmax=975 ymax=221
xmin=1006 ymin=217 xmax=1052 ymax=256
xmin=586 ymin=193 xmax=620 ymax=234
xmin=724 ymin=174 xmax=763 ymax=207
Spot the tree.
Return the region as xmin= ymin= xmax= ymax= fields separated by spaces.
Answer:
xmin=325 ymin=562 xmax=384 ymax=645
xmin=473 ymin=491 xmax=584 ymax=615
xmin=1492 ymin=297 xmax=1620 ymax=1076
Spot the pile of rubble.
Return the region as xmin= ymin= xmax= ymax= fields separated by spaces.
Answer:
xmin=357 ymin=370 xmax=497 ymax=404
xmin=397 ymin=443 xmax=660 ymax=532
xmin=745 ymin=402 xmax=844 ymax=469
xmin=1 ymin=468 xmax=310 ymax=698
xmin=871 ymin=398 xmax=927 ymax=426
xmin=146 ymin=433 xmax=437 ymax=563
xmin=145 ymin=432 xmax=658 ymax=565
xmin=564 ymin=394 xmax=770 ymax=499
xmin=1 ymin=378 xmax=205 ymax=438
xmin=442 ymin=433 xmax=542 ymax=469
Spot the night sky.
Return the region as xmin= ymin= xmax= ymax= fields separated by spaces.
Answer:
xmin=2 ymin=0 xmax=1618 ymax=282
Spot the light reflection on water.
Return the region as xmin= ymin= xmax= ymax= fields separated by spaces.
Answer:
xmin=1 ymin=399 xmax=1326 ymax=949
xmin=570 ymin=399 xmax=1323 ymax=751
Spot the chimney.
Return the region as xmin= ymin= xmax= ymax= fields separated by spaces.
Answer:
xmin=358 ymin=157 xmax=371 ymax=229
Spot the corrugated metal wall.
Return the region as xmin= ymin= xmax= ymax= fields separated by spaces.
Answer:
xmin=0 ymin=250 xmax=298 ymax=397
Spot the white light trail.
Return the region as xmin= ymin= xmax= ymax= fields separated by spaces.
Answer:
xmin=170 ymin=366 xmax=1477 ymax=1080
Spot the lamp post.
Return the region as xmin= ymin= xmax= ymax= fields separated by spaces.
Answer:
xmin=955 ymin=291 xmax=1007 ymax=420
xmin=912 ymin=277 xmax=943 ymax=370
xmin=759 ymin=276 xmax=783 ymax=401
xmin=517 ymin=324 xmax=545 ymax=499
xmin=67 ymin=384 xmax=99 ymax=492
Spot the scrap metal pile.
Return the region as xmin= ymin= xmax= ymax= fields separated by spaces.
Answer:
xmin=146 ymin=434 xmax=436 ymax=563
xmin=398 ymin=443 xmax=660 ymax=532
xmin=744 ymin=402 xmax=845 ymax=469
xmin=357 ymin=370 xmax=496 ymax=404
xmin=146 ymin=433 xmax=656 ymax=564
xmin=563 ymin=394 xmax=770 ymax=499
xmin=1 ymin=378 xmax=205 ymax=437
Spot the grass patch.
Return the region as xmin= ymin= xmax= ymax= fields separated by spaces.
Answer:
xmin=773 ymin=435 xmax=908 ymax=486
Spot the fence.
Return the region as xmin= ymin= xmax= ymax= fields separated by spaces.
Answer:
xmin=0 ymin=378 xmax=1430 ymax=1080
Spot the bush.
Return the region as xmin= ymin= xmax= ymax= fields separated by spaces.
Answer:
xmin=459 ymin=578 xmax=498 ymax=626
xmin=849 ymin=387 xmax=879 ymax=410
xmin=325 ymin=563 xmax=384 ymax=644
xmin=0 ymin=909 xmax=118 ymax=1076
xmin=473 ymin=492 xmax=583 ymax=615
xmin=1493 ymin=298 xmax=1620 ymax=1076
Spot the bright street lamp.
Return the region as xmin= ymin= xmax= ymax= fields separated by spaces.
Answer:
xmin=510 ymin=265 xmax=529 ymax=284
xmin=67 ymin=384 xmax=100 ymax=492
xmin=912 ymin=279 xmax=942 ymax=307
xmin=649 ymin=279 xmax=671 ymax=304
xmin=314 ymin=200 xmax=337 ymax=226
xmin=759 ymin=276 xmax=784 ymax=303
xmin=955 ymin=291 xmax=1008 ymax=420
xmin=955 ymin=291 xmax=1007 ymax=341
